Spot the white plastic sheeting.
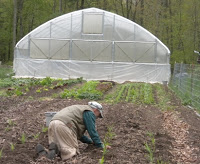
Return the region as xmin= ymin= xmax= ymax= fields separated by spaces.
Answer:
xmin=14 ymin=8 xmax=171 ymax=83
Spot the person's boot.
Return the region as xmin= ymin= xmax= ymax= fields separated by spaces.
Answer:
xmin=36 ymin=144 xmax=47 ymax=157
xmin=47 ymin=142 xmax=59 ymax=160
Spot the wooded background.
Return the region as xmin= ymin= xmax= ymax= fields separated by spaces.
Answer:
xmin=0 ymin=0 xmax=200 ymax=67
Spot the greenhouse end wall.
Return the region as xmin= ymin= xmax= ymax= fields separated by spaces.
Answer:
xmin=13 ymin=8 xmax=171 ymax=83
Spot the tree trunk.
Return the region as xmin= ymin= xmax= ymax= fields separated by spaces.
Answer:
xmin=13 ymin=0 xmax=17 ymax=50
xmin=53 ymin=0 xmax=56 ymax=13
xmin=140 ymin=0 xmax=144 ymax=26
xmin=64 ymin=0 xmax=67 ymax=12
xmin=103 ymin=0 xmax=106 ymax=10
xmin=126 ymin=0 xmax=132 ymax=19
xmin=18 ymin=0 xmax=24 ymax=40
xmin=169 ymin=0 xmax=173 ymax=53
xmin=59 ymin=0 xmax=62 ymax=13
xmin=120 ymin=0 xmax=125 ymax=17
xmin=76 ymin=0 xmax=79 ymax=10
xmin=80 ymin=0 xmax=84 ymax=9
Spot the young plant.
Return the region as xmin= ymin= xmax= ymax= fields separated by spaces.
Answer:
xmin=60 ymin=81 xmax=103 ymax=100
xmin=99 ymin=126 xmax=115 ymax=164
xmin=0 ymin=148 xmax=3 ymax=159
xmin=40 ymin=77 xmax=53 ymax=86
xmin=10 ymin=143 xmax=16 ymax=151
xmin=125 ymin=84 xmax=132 ymax=102
xmin=15 ymin=88 xmax=23 ymax=96
xmin=4 ymin=126 xmax=11 ymax=132
xmin=5 ymin=119 xmax=15 ymax=132
xmin=42 ymin=127 xmax=48 ymax=133
xmin=36 ymin=89 xmax=41 ymax=93
xmin=43 ymin=88 xmax=49 ymax=91
xmin=145 ymin=142 xmax=154 ymax=163
xmin=115 ymin=85 xmax=126 ymax=103
xmin=99 ymin=140 xmax=109 ymax=164
xmin=21 ymin=133 xmax=26 ymax=144
xmin=33 ymin=133 xmax=40 ymax=139
xmin=7 ymin=119 xmax=15 ymax=127
xmin=145 ymin=132 xmax=155 ymax=164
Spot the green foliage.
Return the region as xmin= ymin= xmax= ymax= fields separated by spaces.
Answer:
xmin=143 ymin=84 xmax=155 ymax=104
xmin=105 ymin=83 xmax=155 ymax=104
xmin=7 ymin=119 xmax=15 ymax=127
xmin=144 ymin=132 xmax=155 ymax=164
xmin=0 ymin=66 xmax=13 ymax=79
xmin=60 ymin=81 xmax=103 ymax=100
xmin=4 ymin=126 xmax=11 ymax=132
xmin=115 ymin=85 xmax=126 ymax=103
xmin=0 ymin=147 xmax=3 ymax=159
xmin=54 ymin=77 xmax=83 ymax=88
xmin=36 ymin=89 xmax=41 ymax=93
xmin=10 ymin=143 xmax=16 ymax=151
xmin=40 ymin=77 xmax=53 ymax=86
xmin=145 ymin=132 xmax=168 ymax=164
xmin=5 ymin=119 xmax=15 ymax=132
xmin=0 ymin=76 xmax=84 ymax=98
xmin=33 ymin=133 xmax=40 ymax=139
xmin=0 ymin=78 xmax=15 ymax=88
xmin=42 ymin=127 xmax=48 ymax=133
xmin=77 ymin=81 xmax=103 ymax=100
xmin=155 ymin=84 xmax=172 ymax=111
xmin=99 ymin=126 xmax=115 ymax=164
xmin=1 ymin=0 xmax=200 ymax=65
xmin=21 ymin=133 xmax=26 ymax=144
xmin=144 ymin=142 xmax=154 ymax=163
xmin=15 ymin=88 xmax=23 ymax=96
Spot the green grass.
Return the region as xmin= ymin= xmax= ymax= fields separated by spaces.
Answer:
xmin=154 ymin=84 xmax=173 ymax=111
xmin=0 ymin=65 xmax=13 ymax=79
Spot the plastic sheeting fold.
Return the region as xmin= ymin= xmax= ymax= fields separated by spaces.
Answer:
xmin=14 ymin=59 xmax=170 ymax=83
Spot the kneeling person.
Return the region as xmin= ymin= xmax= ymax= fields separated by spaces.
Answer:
xmin=36 ymin=101 xmax=110 ymax=160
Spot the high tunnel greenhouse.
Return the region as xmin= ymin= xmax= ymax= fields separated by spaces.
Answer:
xmin=13 ymin=8 xmax=171 ymax=83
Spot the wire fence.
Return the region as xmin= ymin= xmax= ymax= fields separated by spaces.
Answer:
xmin=170 ymin=63 xmax=200 ymax=112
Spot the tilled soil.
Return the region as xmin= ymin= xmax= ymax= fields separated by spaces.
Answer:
xmin=0 ymin=86 xmax=200 ymax=163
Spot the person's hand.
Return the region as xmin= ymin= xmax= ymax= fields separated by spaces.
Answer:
xmin=102 ymin=143 xmax=111 ymax=149
xmin=105 ymin=145 xmax=111 ymax=149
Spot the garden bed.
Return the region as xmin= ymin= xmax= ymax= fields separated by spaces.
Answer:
xmin=0 ymin=80 xmax=200 ymax=164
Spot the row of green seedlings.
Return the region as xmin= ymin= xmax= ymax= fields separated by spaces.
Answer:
xmin=3 ymin=77 xmax=83 ymax=97
xmin=105 ymin=83 xmax=155 ymax=104
xmin=99 ymin=126 xmax=115 ymax=164
xmin=154 ymin=84 xmax=173 ymax=111
xmin=144 ymin=132 xmax=168 ymax=164
xmin=0 ymin=119 xmax=48 ymax=159
xmin=60 ymin=81 xmax=111 ymax=100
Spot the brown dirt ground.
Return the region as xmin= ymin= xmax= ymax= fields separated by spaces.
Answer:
xmin=0 ymin=83 xmax=200 ymax=164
